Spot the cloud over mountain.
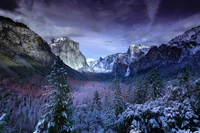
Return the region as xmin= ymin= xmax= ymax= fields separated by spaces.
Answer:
xmin=1 ymin=0 xmax=200 ymax=58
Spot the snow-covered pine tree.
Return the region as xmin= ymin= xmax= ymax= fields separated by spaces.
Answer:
xmin=178 ymin=67 xmax=193 ymax=85
xmin=89 ymin=90 xmax=103 ymax=132
xmin=112 ymin=79 xmax=125 ymax=117
xmin=73 ymin=103 xmax=89 ymax=133
xmin=145 ymin=69 xmax=163 ymax=100
xmin=134 ymin=78 xmax=148 ymax=104
xmin=171 ymin=67 xmax=195 ymax=101
xmin=34 ymin=56 xmax=73 ymax=133
xmin=91 ymin=90 xmax=101 ymax=111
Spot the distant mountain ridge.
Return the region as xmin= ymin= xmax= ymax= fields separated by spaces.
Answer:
xmin=87 ymin=25 xmax=200 ymax=78
xmin=88 ymin=44 xmax=149 ymax=74
xmin=113 ymin=25 xmax=200 ymax=77
xmin=1 ymin=15 xmax=200 ymax=81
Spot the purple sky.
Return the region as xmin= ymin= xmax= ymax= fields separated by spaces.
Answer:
xmin=0 ymin=0 xmax=200 ymax=59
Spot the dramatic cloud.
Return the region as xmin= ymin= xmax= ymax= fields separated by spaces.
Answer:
xmin=0 ymin=0 xmax=200 ymax=58
xmin=154 ymin=0 xmax=200 ymax=23
xmin=0 ymin=0 xmax=20 ymax=11
xmin=0 ymin=1 xmax=83 ymax=39
xmin=145 ymin=0 xmax=161 ymax=23
xmin=122 ymin=13 xmax=200 ymax=46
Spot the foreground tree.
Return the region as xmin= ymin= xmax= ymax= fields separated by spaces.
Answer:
xmin=112 ymin=79 xmax=125 ymax=117
xmin=89 ymin=91 xmax=103 ymax=132
xmin=34 ymin=56 xmax=73 ymax=133
xmin=171 ymin=67 xmax=195 ymax=101
xmin=91 ymin=90 xmax=101 ymax=111
xmin=145 ymin=69 xmax=163 ymax=100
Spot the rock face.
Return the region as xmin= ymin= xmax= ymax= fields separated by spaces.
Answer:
xmin=0 ymin=16 xmax=54 ymax=78
xmin=114 ymin=25 xmax=200 ymax=77
xmin=49 ymin=37 xmax=90 ymax=72
xmin=0 ymin=16 xmax=54 ymax=67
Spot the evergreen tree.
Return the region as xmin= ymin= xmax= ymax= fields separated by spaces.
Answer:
xmin=134 ymin=69 xmax=163 ymax=103
xmin=145 ymin=69 xmax=163 ymax=100
xmin=172 ymin=67 xmax=194 ymax=100
xmin=34 ymin=56 xmax=73 ymax=133
xmin=91 ymin=90 xmax=101 ymax=111
xmin=178 ymin=67 xmax=192 ymax=85
xmin=112 ymin=79 xmax=125 ymax=117
xmin=89 ymin=90 xmax=103 ymax=132
xmin=73 ymin=103 xmax=89 ymax=133
xmin=135 ymin=79 xmax=148 ymax=104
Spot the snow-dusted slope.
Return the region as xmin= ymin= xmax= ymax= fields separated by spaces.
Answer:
xmin=88 ymin=44 xmax=150 ymax=73
xmin=89 ymin=54 xmax=124 ymax=73
xmin=49 ymin=37 xmax=90 ymax=72
xmin=169 ymin=25 xmax=200 ymax=45
xmin=86 ymin=58 xmax=98 ymax=69
xmin=113 ymin=25 xmax=200 ymax=77
xmin=169 ymin=25 xmax=200 ymax=55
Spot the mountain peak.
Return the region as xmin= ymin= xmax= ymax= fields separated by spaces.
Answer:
xmin=169 ymin=25 xmax=200 ymax=46
xmin=168 ymin=25 xmax=200 ymax=55
xmin=49 ymin=37 xmax=71 ymax=43
xmin=127 ymin=44 xmax=149 ymax=59
xmin=0 ymin=16 xmax=29 ymax=29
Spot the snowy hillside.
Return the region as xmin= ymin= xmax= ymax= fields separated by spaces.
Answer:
xmin=88 ymin=54 xmax=123 ymax=73
xmin=169 ymin=25 xmax=200 ymax=55
xmin=86 ymin=58 xmax=98 ymax=69
xmin=88 ymin=44 xmax=149 ymax=73
xmin=169 ymin=25 xmax=200 ymax=45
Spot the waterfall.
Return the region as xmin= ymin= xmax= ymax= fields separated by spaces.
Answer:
xmin=125 ymin=65 xmax=130 ymax=77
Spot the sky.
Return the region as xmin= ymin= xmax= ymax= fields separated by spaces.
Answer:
xmin=0 ymin=0 xmax=200 ymax=59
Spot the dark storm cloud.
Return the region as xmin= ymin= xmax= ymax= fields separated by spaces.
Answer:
xmin=37 ymin=0 xmax=151 ymax=27
xmin=0 ymin=0 xmax=84 ymax=38
xmin=32 ymin=0 xmax=200 ymax=58
xmin=43 ymin=0 xmax=53 ymax=6
xmin=155 ymin=0 xmax=200 ymax=24
xmin=0 ymin=0 xmax=19 ymax=11
xmin=114 ymin=0 xmax=150 ymax=26
xmin=0 ymin=0 xmax=35 ymax=12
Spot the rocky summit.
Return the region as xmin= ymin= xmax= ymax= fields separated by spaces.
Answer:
xmin=49 ymin=37 xmax=90 ymax=72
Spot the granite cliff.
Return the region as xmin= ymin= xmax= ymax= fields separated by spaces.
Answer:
xmin=49 ymin=37 xmax=90 ymax=72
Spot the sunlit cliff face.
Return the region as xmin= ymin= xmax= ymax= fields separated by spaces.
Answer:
xmin=49 ymin=37 xmax=90 ymax=72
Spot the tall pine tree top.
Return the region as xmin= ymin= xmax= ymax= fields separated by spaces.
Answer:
xmin=34 ymin=56 xmax=73 ymax=133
